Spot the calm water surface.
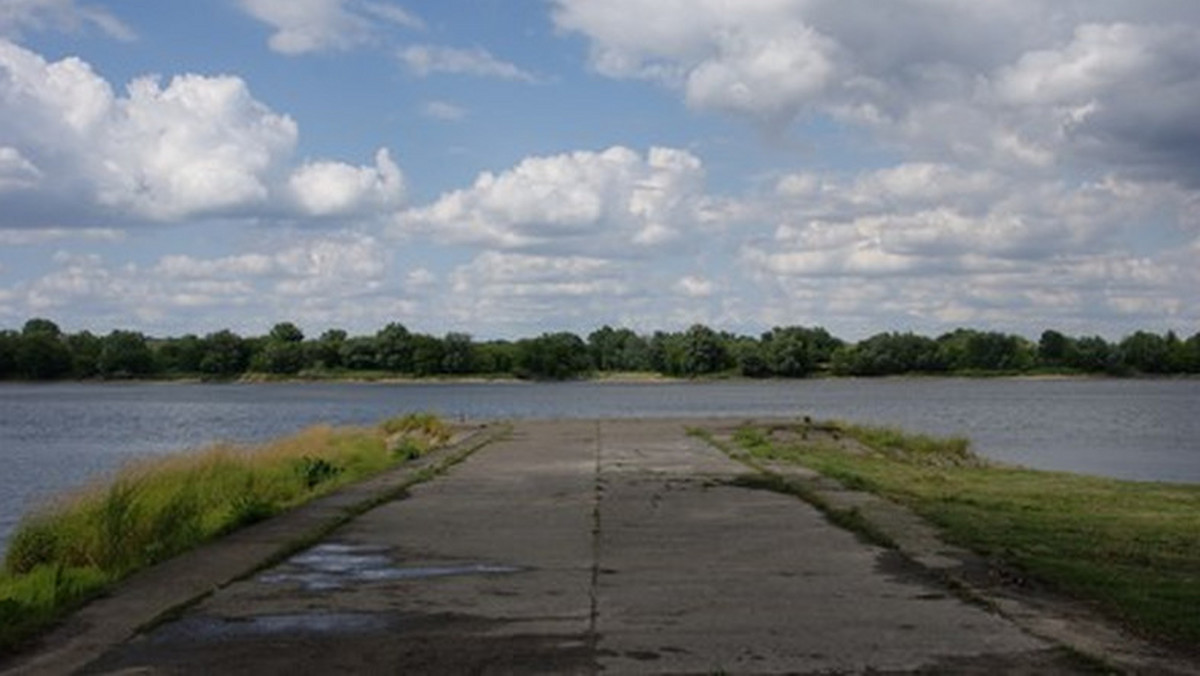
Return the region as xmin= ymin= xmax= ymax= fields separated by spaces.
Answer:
xmin=2 ymin=379 xmax=1197 ymax=554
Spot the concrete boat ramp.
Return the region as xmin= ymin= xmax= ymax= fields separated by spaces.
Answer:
xmin=5 ymin=419 xmax=1153 ymax=674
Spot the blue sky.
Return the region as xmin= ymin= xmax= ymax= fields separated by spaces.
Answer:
xmin=1 ymin=1 xmax=1198 ymax=340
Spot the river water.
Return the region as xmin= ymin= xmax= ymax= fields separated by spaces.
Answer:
xmin=2 ymin=378 xmax=1197 ymax=555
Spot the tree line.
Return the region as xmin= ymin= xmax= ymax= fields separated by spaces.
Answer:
xmin=1 ymin=317 xmax=1198 ymax=382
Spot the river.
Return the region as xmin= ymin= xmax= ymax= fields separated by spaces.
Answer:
xmin=2 ymin=378 xmax=1197 ymax=555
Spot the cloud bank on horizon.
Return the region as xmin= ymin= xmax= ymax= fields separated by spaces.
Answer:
xmin=0 ymin=0 xmax=1197 ymax=339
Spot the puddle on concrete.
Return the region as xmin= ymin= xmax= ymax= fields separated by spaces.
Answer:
xmin=260 ymin=543 xmax=523 ymax=591
xmin=150 ymin=612 xmax=394 ymax=642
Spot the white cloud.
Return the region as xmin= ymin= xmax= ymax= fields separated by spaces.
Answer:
xmin=399 ymin=44 xmax=537 ymax=82
xmin=552 ymin=1 xmax=1200 ymax=184
xmin=684 ymin=23 xmax=838 ymax=122
xmin=0 ymin=227 xmax=123 ymax=245
xmin=239 ymin=0 xmax=421 ymax=55
xmin=443 ymin=251 xmax=634 ymax=333
xmin=289 ymin=148 xmax=405 ymax=217
xmin=675 ymin=275 xmax=714 ymax=298
xmin=0 ymin=40 xmax=300 ymax=223
xmin=10 ymin=231 xmax=393 ymax=331
xmin=0 ymin=40 xmax=414 ymax=228
xmin=421 ymin=100 xmax=466 ymax=121
xmin=398 ymin=146 xmax=709 ymax=254
xmin=0 ymin=146 xmax=41 ymax=190
xmin=357 ymin=2 xmax=423 ymax=30
xmin=0 ymin=0 xmax=134 ymax=41
xmin=737 ymin=154 xmax=1200 ymax=337
xmin=100 ymin=74 xmax=298 ymax=220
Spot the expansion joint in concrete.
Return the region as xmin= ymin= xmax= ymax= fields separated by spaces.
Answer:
xmin=586 ymin=420 xmax=603 ymax=672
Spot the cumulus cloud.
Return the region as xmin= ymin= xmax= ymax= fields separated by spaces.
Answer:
xmin=0 ymin=40 xmax=299 ymax=223
xmin=756 ymin=161 xmax=1188 ymax=277
xmin=0 ymin=0 xmax=134 ymax=41
xmin=552 ymin=1 xmax=1200 ymax=183
xmin=399 ymin=44 xmax=537 ymax=82
xmin=737 ymin=157 xmax=1200 ymax=336
xmin=0 ymin=40 xmax=408 ymax=227
xmin=10 ymin=231 xmax=393 ymax=330
xmin=239 ymin=0 xmax=422 ymax=55
xmin=100 ymin=75 xmax=299 ymax=220
xmin=289 ymin=148 xmax=405 ymax=217
xmin=398 ymin=146 xmax=710 ymax=254
xmin=443 ymin=251 xmax=634 ymax=332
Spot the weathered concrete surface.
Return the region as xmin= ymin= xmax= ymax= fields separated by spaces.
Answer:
xmin=0 ymin=425 xmax=501 ymax=676
xmin=41 ymin=420 xmax=1100 ymax=674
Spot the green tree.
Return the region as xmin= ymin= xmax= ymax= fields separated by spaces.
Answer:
xmin=98 ymin=330 xmax=156 ymax=378
xmin=441 ymin=332 xmax=475 ymax=375
xmin=587 ymin=326 xmax=650 ymax=372
xmin=648 ymin=331 xmax=686 ymax=376
xmin=375 ymin=323 xmax=414 ymax=372
xmin=269 ymin=322 xmax=304 ymax=344
xmin=339 ymin=336 xmax=379 ymax=370
xmin=312 ymin=329 xmax=347 ymax=369
xmin=0 ymin=330 xmax=19 ymax=379
xmin=411 ymin=334 xmax=445 ymax=376
xmin=681 ymin=324 xmax=728 ymax=376
xmin=17 ymin=318 xmax=72 ymax=379
xmin=1119 ymin=331 xmax=1170 ymax=374
xmin=155 ymin=334 xmax=205 ymax=374
xmin=66 ymin=330 xmax=103 ymax=378
xmin=22 ymin=318 xmax=62 ymax=338
xmin=732 ymin=337 xmax=770 ymax=378
xmin=763 ymin=326 xmax=826 ymax=377
xmin=1069 ymin=336 xmax=1115 ymax=373
xmin=1164 ymin=331 xmax=1189 ymax=373
xmin=515 ymin=332 xmax=591 ymax=380
xmin=832 ymin=332 xmax=945 ymax=376
xmin=252 ymin=322 xmax=307 ymax=374
xmin=1037 ymin=330 xmax=1074 ymax=368
xmin=253 ymin=340 xmax=306 ymax=375
xmin=938 ymin=329 xmax=1032 ymax=372
xmin=475 ymin=340 xmax=517 ymax=374
xmin=199 ymin=329 xmax=250 ymax=377
xmin=1184 ymin=332 xmax=1200 ymax=373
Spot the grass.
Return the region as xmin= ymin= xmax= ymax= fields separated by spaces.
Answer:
xmin=0 ymin=413 xmax=453 ymax=655
xmin=729 ymin=419 xmax=1200 ymax=649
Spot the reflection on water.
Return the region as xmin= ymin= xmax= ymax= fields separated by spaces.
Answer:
xmin=2 ymin=378 xmax=1197 ymax=554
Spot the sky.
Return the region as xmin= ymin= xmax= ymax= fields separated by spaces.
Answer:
xmin=1 ymin=1 xmax=1198 ymax=341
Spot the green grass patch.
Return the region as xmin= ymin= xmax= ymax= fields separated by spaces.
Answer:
xmin=729 ymin=420 xmax=1200 ymax=648
xmin=0 ymin=413 xmax=452 ymax=655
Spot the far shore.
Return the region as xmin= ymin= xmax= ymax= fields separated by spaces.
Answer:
xmin=3 ymin=370 xmax=1193 ymax=386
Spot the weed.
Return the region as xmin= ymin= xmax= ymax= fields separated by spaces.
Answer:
xmin=293 ymin=456 xmax=342 ymax=489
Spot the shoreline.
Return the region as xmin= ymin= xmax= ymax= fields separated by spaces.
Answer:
xmin=3 ymin=371 xmax=1194 ymax=386
xmin=4 ymin=417 xmax=1196 ymax=674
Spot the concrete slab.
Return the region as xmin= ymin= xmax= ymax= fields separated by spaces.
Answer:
xmin=73 ymin=419 xmax=1096 ymax=674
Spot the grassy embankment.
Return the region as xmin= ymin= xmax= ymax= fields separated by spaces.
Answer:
xmin=0 ymin=413 xmax=452 ymax=654
xmin=725 ymin=420 xmax=1200 ymax=649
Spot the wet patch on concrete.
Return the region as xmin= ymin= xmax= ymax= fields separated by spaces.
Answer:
xmin=146 ymin=611 xmax=398 ymax=642
xmin=258 ymin=542 xmax=524 ymax=591
xmin=864 ymin=647 xmax=1113 ymax=674
xmin=83 ymin=612 xmax=595 ymax=675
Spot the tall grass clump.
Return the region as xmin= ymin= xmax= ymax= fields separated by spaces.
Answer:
xmin=0 ymin=412 xmax=451 ymax=655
